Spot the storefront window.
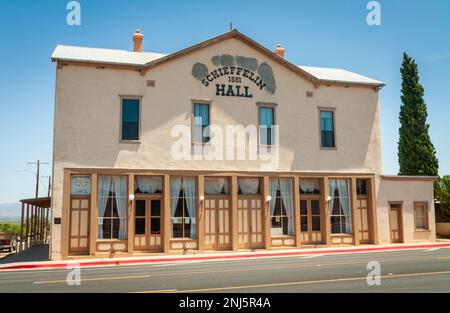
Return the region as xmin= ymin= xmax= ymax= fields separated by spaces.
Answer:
xmin=329 ymin=179 xmax=352 ymax=234
xmin=204 ymin=178 xmax=229 ymax=195
xmin=171 ymin=177 xmax=197 ymax=239
xmin=269 ymin=178 xmax=294 ymax=236
xmin=135 ymin=176 xmax=162 ymax=194
xmin=98 ymin=176 xmax=127 ymax=240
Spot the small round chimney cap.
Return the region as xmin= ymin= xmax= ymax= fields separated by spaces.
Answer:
xmin=133 ymin=28 xmax=144 ymax=39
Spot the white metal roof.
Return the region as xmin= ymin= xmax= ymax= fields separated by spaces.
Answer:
xmin=51 ymin=45 xmax=167 ymax=66
xmin=299 ymin=66 xmax=384 ymax=86
xmin=51 ymin=45 xmax=383 ymax=86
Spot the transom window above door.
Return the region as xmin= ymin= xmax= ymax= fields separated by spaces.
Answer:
xmin=204 ymin=178 xmax=230 ymax=195
xmin=300 ymin=179 xmax=321 ymax=195
xmin=135 ymin=176 xmax=163 ymax=194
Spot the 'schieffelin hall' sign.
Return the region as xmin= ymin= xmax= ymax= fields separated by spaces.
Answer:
xmin=192 ymin=54 xmax=277 ymax=98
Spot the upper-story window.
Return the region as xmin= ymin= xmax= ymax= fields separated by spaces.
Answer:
xmin=259 ymin=106 xmax=275 ymax=145
xmin=320 ymin=110 xmax=335 ymax=148
xmin=121 ymin=98 xmax=140 ymax=141
xmin=193 ymin=103 xmax=210 ymax=143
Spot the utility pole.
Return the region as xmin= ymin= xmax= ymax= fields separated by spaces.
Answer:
xmin=48 ymin=176 xmax=52 ymax=197
xmin=27 ymin=160 xmax=49 ymax=198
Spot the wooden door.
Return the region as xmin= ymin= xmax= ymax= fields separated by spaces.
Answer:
xmin=204 ymin=198 xmax=231 ymax=251
xmin=69 ymin=197 xmax=90 ymax=255
xmin=358 ymin=198 xmax=371 ymax=244
xmin=300 ymin=198 xmax=323 ymax=244
xmin=134 ymin=198 xmax=162 ymax=251
xmin=238 ymin=197 xmax=264 ymax=249
xmin=389 ymin=204 xmax=403 ymax=243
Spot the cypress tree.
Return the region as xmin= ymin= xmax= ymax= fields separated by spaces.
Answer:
xmin=398 ymin=53 xmax=439 ymax=176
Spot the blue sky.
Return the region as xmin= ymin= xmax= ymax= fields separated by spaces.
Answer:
xmin=0 ymin=0 xmax=449 ymax=203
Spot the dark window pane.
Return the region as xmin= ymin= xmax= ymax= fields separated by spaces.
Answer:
xmin=136 ymin=200 xmax=146 ymax=217
xmin=331 ymin=216 xmax=342 ymax=234
xmin=300 ymin=200 xmax=307 ymax=215
xmin=184 ymin=221 xmax=191 ymax=238
xmin=103 ymin=219 xmax=111 ymax=238
xmin=172 ymin=222 xmax=184 ymax=238
xmin=311 ymin=200 xmax=320 ymax=215
xmin=104 ymin=196 xmax=113 ymax=218
xmin=151 ymin=200 xmax=161 ymax=217
xmin=301 ymin=217 xmax=308 ymax=232
xmin=122 ymin=99 xmax=140 ymax=140
xmin=357 ymin=179 xmax=368 ymax=195
xmin=112 ymin=219 xmax=120 ymax=239
xmin=312 ymin=216 xmax=321 ymax=231
xmin=321 ymin=131 xmax=335 ymax=148
xmin=282 ymin=217 xmax=288 ymax=235
xmin=151 ymin=218 xmax=161 ymax=235
xmin=135 ymin=218 xmax=145 ymax=235
xmin=271 ymin=217 xmax=282 ymax=228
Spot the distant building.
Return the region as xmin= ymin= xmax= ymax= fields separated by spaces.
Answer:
xmin=49 ymin=29 xmax=436 ymax=260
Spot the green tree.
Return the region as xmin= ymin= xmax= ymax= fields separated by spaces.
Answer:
xmin=436 ymin=176 xmax=450 ymax=216
xmin=398 ymin=53 xmax=439 ymax=176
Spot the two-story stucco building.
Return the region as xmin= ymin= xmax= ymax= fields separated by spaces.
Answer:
xmin=49 ymin=29 xmax=436 ymax=260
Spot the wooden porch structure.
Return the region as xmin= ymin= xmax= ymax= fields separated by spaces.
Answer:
xmin=18 ymin=197 xmax=51 ymax=252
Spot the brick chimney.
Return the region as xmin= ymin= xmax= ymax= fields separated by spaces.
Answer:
xmin=275 ymin=44 xmax=286 ymax=58
xmin=132 ymin=28 xmax=144 ymax=52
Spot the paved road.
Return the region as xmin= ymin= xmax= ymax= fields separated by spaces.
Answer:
xmin=0 ymin=247 xmax=449 ymax=293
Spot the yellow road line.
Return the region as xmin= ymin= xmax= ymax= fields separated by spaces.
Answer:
xmin=174 ymin=270 xmax=450 ymax=293
xmin=132 ymin=289 xmax=177 ymax=293
xmin=31 ymin=255 xmax=450 ymax=285
xmin=33 ymin=274 xmax=150 ymax=285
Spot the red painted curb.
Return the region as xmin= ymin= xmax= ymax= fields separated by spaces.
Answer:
xmin=1 ymin=243 xmax=450 ymax=271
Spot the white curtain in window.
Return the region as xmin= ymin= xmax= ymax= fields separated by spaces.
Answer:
xmin=183 ymin=178 xmax=197 ymax=238
xmin=113 ymin=176 xmax=127 ymax=240
xmin=98 ymin=176 xmax=112 ymax=239
xmin=136 ymin=176 xmax=162 ymax=194
xmin=337 ymin=179 xmax=352 ymax=233
xmin=238 ymin=178 xmax=260 ymax=195
xmin=170 ymin=177 xmax=182 ymax=237
xmin=280 ymin=178 xmax=294 ymax=236
xmin=300 ymin=179 xmax=320 ymax=194
xmin=204 ymin=178 xmax=229 ymax=195
xmin=269 ymin=179 xmax=278 ymax=217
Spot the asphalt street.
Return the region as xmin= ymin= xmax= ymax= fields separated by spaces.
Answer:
xmin=0 ymin=247 xmax=449 ymax=293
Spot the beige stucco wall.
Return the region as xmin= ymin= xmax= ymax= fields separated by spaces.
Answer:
xmin=50 ymin=37 xmax=383 ymax=259
xmin=376 ymin=178 xmax=436 ymax=244
xmin=436 ymin=223 xmax=450 ymax=236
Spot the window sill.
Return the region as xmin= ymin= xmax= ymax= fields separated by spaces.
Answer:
xmin=120 ymin=140 xmax=141 ymax=144
xmin=414 ymin=229 xmax=431 ymax=233
xmin=320 ymin=147 xmax=337 ymax=151
xmin=96 ymin=239 xmax=127 ymax=242
xmin=170 ymin=238 xmax=197 ymax=241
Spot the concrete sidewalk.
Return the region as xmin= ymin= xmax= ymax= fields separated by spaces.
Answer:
xmin=1 ymin=242 xmax=450 ymax=271
xmin=0 ymin=244 xmax=49 ymax=265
